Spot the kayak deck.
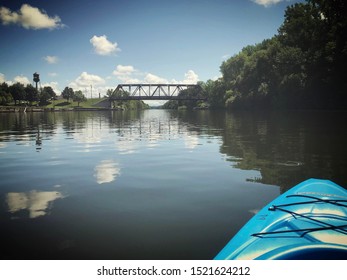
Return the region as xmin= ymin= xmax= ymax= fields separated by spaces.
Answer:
xmin=215 ymin=179 xmax=347 ymax=260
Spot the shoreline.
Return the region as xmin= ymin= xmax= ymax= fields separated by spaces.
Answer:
xmin=0 ymin=106 xmax=126 ymax=113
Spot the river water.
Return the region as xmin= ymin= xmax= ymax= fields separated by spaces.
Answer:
xmin=1 ymin=109 xmax=346 ymax=259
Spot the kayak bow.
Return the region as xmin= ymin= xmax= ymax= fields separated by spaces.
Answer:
xmin=215 ymin=179 xmax=347 ymax=260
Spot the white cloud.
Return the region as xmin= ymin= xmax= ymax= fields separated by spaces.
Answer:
xmin=69 ymin=72 xmax=106 ymax=97
xmin=182 ymin=70 xmax=199 ymax=84
xmin=113 ymin=65 xmax=136 ymax=76
xmin=112 ymin=65 xmax=199 ymax=86
xmin=144 ymin=73 xmax=168 ymax=84
xmin=42 ymin=81 xmax=60 ymax=93
xmin=0 ymin=74 xmax=59 ymax=89
xmin=43 ymin=55 xmax=58 ymax=64
xmin=112 ymin=65 xmax=141 ymax=83
xmin=70 ymin=72 xmax=105 ymax=88
xmin=0 ymin=73 xmax=5 ymax=83
xmin=119 ymin=77 xmax=141 ymax=84
xmin=14 ymin=75 xmax=31 ymax=85
xmin=212 ymin=74 xmax=222 ymax=81
xmin=90 ymin=35 xmax=120 ymax=56
xmin=48 ymin=72 xmax=58 ymax=77
xmin=252 ymin=0 xmax=287 ymax=7
xmin=0 ymin=4 xmax=64 ymax=30
xmin=0 ymin=73 xmax=31 ymax=85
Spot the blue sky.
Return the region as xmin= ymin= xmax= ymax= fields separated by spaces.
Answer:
xmin=0 ymin=0 xmax=302 ymax=97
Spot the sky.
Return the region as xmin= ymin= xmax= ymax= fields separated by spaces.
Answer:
xmin=0 ymin=0 xmax=303 ymax=98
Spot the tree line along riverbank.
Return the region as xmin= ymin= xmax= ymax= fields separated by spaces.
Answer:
xmin=166 ymin=0 xmax=347 ymax=111
xmin=203 ymin=0 xmax=347 ymax=111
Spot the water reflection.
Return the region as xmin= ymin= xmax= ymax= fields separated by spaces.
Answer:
xmin=36 ymin=128 xmax=42 ymax=151
xmin=109 ymin=111 xmax=205 ymax=152
xmin=0 ymin=111 xmax=204 ymax=153
xmin=94 ymin=160 xmax=121 ymax=184
xmin=0 ymin=110 xmax=346 ymax=192
xmin=74 ymin=121 xmax=102 ymax=144
xmin=1 ymin=110 xmax=347 ymax=259
xmin=6 ymin=190 xmax=63 ymax=218
xmin=183 ymin=131 xmax=199 ymax=150
xmin=218 ymin=111 xmax=347 ymax=190
xmin=117 ymin=138 xmax=138 ymax=154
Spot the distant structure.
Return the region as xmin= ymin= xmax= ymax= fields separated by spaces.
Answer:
xmin=110 ymin=83 xmax=205 ymax=100
xmin=33 ymin=72 xmax=40 ymax=92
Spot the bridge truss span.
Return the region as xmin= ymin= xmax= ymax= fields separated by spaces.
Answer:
xmin=111 ymin=83 xmax=205 ymax=100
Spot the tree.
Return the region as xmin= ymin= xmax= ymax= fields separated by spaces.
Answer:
xmin=25 ymin=84 xmax=38 ymax=105
xmin=73 ymin=90 xmax=86 ymax=106
xmin=207 ymin=0 xmax=347 ymax=110
xmin=106 ymin=88 xmax=116 ymax=108
xmin=62 ymin=87 xmax=74 ymax=102
xmin=39 ymin=90 xmax=51 ymax=105
xmin=177 ymin=86 xmax=205 ymax=109
xmin=107 ymin=88 xmax=130 ymax=108
xmin=43 ymin=86 xmax=56 ymax=100
xmin=204 ymin=79 xmax=227 ymax=108
xmin=39 ymin=87 xmax=56 ymax=105
xmin=278 ymin=0 xmax=347 ymax=108
xmin=0 ymin=82 xmax=13 ymax=105
xmin=9 ymin=83 xmax=26 ymax=105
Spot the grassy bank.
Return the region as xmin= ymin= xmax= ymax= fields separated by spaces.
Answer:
xmin=0 ymin=98 xmax=108 ymax=112
xmin=46 ymin=98 xmax=106 ymax=109
xmin=0 ymin=97 xmax=151 ymax=112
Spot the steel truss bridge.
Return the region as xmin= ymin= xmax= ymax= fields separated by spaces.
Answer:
xmin=109 ymin=83 xmax=205 ymax=100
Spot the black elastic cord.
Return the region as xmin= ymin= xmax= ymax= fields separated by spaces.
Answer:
xmin=252 ymin=200 xmax=347 ymax=238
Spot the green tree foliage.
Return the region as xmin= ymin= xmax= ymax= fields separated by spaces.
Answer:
xmin=39 ymin=86 xmax=56 ymax=105
xmin=178 ymin=86 xmax=205 ymax=109
xmin=9 ymin=83 xmax=26 ymax=105
xmin=43 ymin=86 xmax=56 ymax=99
xmin=0 ymin=82 xmax=58 ymax=106
xmin=25 ymin=84 xmax=38 ymax=105
xmin=162 ymin=99 xmax=178 ymax=109
xmin=278 ymin=0 xmax=347 ymax=108
xmin=203 ymin=79 xmax=226 ymax=109
xmin=62 ymin=87 xmax=74 ymax=102
xmin=107 ymin=88 xmax=126 ymax=108
xmin=208 ymin=0 xmax=347 ymax=110
xmin=162 ymin=84 xmax=206 ymax=109
xmin=0 ymin=83 xmax=13 ymax=105
xmin=107 ymin=88 xmax=149 ymax=110
xmin=73 ymin=90 xmax=86 ymax=106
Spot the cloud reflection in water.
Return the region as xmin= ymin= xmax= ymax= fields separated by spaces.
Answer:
xmin=184 ymin=132 xmax=199 ymax=150
xmin=6 ymin=190 xmax=63 ymax=218
xmin=94 ymin=159 xmax=121 ymax=184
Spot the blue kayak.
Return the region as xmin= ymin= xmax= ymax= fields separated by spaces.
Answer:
xmin=215 ymin=179 xmax=347 ymax=260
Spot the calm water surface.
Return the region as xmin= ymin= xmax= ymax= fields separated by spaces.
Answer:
xmin=1 ymin=109 xmax=347 ymax=259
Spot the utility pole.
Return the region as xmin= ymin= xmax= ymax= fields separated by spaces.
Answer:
xmin=90 ymin=85 xmax=93 ymax=99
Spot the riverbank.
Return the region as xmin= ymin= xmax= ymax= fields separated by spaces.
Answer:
xmin=0 ymin=98 xmax=125 ymax=113
xmin=0 ymin=106 xmax=125 ymax=113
